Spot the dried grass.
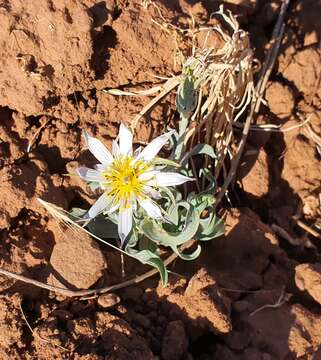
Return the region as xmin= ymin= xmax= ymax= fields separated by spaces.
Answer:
xmin=132 ymin=4 xmax=254 ymax=204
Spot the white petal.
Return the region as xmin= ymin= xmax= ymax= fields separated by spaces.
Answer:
xmin=112 ymin=140 xmax=121 ymax=158
xmin=135 ymin=131 xmax=174 ymax=162
xmin=142 ymin=185 xmax=161 ymax=199
xmin=95 ymin=163 xmax=106 ymax=172
xmin=106 ymin=201 xmax=120 ymax=214
xmin=155 ymin=172 xmax=193 ymax=186
xmin=76 ymin=167 xmax=105 ymax=182
xmin=86 ymin=193 xmax=112 ymax=219
xmin=118 ymin=206 xmax=133 ymax=246
xmin=138 ymin=170 xmax=159 ymax=182
xmin=119 ymin=123 xmax=133 ymax=156
xmin=83 ymin=131 xmax=113 ymax=165
xmin=138 ymin=197 xmax=162 ymax=219
xmin=134 ymin=146 xmax=142 ymax=157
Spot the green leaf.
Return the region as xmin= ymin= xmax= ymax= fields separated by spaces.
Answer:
xmin=138 ymin=237 xmax=157 ymax=253
xmin=199 ymin=168 xmax=216 ymax=193
xmin=89 ymin=181 xmax=101 ymax=192
xmin=197 ymin=210 xmax=225 ymax=241
xmin=140 ymin=202 xmax=200 ymax=247
xmin=127 ymin=248 xmax=168 ymax=285
xmin=172 ymin=244 xmax=201 ymax=260
xmin=176 ymin=75 xmax=197 ymax=118
xmin=87 ymin=214 xmax=119 ymax=239
xmin=69 ymin=207 xmax=87 ymax=221
xmin=181 ymin=143 xmax=217 ymax=166
xmin=153 ymin=157 xmax=180 ymax=168
xmin=189 ymin=193 xmax=215 ymax=213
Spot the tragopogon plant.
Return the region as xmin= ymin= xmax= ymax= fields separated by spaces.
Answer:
xmin=76 ymin=124 xmax=193 ymax=246
xmin=66 ymin=123 xmax=224 ymax=284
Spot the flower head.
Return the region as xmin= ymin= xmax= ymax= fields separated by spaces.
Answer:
xmin=77 ymin=124 xmax=192 ymax=246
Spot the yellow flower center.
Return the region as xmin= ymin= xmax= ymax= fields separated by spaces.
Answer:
xmin=102 ymin=156 xmax=151 ymax=206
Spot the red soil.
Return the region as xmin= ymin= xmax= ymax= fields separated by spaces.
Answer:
xmin=0 ymin=0 xmax=320 ymax=359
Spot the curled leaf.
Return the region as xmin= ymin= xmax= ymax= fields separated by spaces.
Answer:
xmin=172 ymin=244 xmax=201 ymax=260
xmin=128 ymin=248 xmax=168 ymax=285
xmin=140 ymin=202 xmax=200 ymax=247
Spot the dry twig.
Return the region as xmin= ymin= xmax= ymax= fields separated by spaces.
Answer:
xmin=0 ymin=241 xmax=193 ymax=298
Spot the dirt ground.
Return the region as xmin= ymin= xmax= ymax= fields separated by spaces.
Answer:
xmin=0 ymin=0 xmax=320 ymax=359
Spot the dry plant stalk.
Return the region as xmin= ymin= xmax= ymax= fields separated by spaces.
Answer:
xmin=134 ymin=4 xmax=254 ymax=197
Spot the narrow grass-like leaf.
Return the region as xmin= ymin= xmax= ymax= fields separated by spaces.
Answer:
xmin=181 ymin=143 xmax=217 ymax=166
xmin=128 ymin=249 xmax=168 ymax=284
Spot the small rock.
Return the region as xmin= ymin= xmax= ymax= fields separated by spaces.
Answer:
xmin=50 ymin=228 xmax=107 ymax=289
xmin=239 ymin=147 xmax=269 ymax=197
xmin=295 ymin=263 xmax=321 ymax=305
xmin=157 ymin=268 xmax=232 ymax=335
xmin=115 ymin=305 xmax=127 ymax=315
xmin=265 ymin=82 xmax=294 ymax=119
xmin=161 ymin=321 xmax=189 ymax=360
xmin=67 ymin=317 xmax=96 ymax=343
xmin=97 ymin=293 xmax=120 ymax=309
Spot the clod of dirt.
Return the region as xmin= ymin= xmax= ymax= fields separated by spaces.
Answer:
xmin=105 ymin=2 xmax=175 ymax=87
xmin=247 ymin=298 xmax=321 ymax=359
xmin=95 ymin=311 xmax=154 ymax=359
xmin=239 ymin=147 xmax=269 ymax=197
xmin=281 ymin=48 xmax=321 ymax=104
xmin=282 ymin=124 xmax=321 ymax=218
xmin=67 ymin=317 xmax=96 ymax=343
xmin=202 ymin=208 xmax=280 ymax=293
xmin=185 ymin=268 xmax=232 ymax=333
xmin=0 ymin=294 xmax=23 ymax=351
xmin=0 ymin=0 xmax=94 ymax=115
xmin=265 ymin=82 xmax=295 ymax=119
xmin=158 ymin=268 xmax=232 ymax=335
xmin=161 ymin=320 xmax=188 ymax=360
xmin=0 ymin=156 xmax=67 ymax=230
xmin=291 ymin=0 xmax=321 ymax=47
xmin=50 ymin=228 xmax=107 ymax=289
xmin=97 ymin=293 xmax=121 ymax=309
xmin=295 ymin=263 xmax=321 ymax=305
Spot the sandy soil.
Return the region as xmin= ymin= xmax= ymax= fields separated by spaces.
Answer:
xmin=0 ymin=0 xmax=320 ymax=359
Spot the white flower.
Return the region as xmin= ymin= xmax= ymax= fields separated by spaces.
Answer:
xmin=77 ymin=124 xmax=193 ymax=246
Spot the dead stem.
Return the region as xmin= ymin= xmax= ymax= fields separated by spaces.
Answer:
xmin=271 ymin=223 xmax=316 ymax=249
xmin=0 ymin=241 xmax=194 ymax=298
xmin=27 ymin=117 xmax=51 ymax=153
xmin=215 ymin=0 xmax=290 ymax=206
xmin=249 ymin=288 xmax=291 ymax=317
xmin=292 ymin=217 xmax=321 ymax=240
